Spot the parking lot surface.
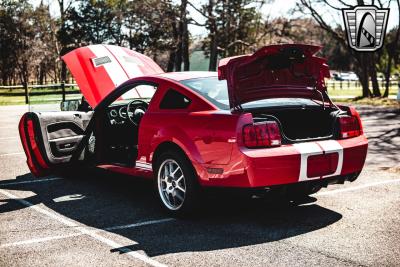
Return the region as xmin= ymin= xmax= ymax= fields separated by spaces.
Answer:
xmin=0 ymin=104 xmax=399 ymax=267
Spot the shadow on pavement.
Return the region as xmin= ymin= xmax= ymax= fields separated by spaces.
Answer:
xmin=0 ymin=170 xmax=342 ymax=257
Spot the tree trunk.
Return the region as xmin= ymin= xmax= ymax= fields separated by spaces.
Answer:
xmin=358 ymin=54 xmax=372 ymax=98
xmin=181 ymin=0 xmax=190 ymax=71
xmin=61 ymin=61 xmax=67 ymax=83
xmin=383 ymin=0 xmax=400 ymax=97
xmin=208 ymin=0 xmax=218 ymax=71
xmin=173 ymin=16 xmax=182 ymax=71
xmin=167 ymin=50 xmax=176 ymax=72
xmin=369 ymin=55 xmax=381 ymax=97
xmin=383 ymin=54 xmax=393 ymax=97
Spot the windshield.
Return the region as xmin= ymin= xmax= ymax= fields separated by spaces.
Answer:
xmin=180 ymin=77 xmax=319 ymax=110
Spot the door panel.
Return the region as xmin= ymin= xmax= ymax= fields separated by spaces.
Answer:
xmin=19 ymin=111 xmax=93 ymax=176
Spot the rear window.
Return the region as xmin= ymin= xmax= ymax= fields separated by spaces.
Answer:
xmin=180 ymin=77 xmax=229 ymax=109
xmin=160 ymin=89 xmax=191 ymax=109
xmin=180 ymin=77 xmax=319 ymax=110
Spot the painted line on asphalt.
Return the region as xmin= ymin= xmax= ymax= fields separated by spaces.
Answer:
xmin=315 ymin=178 xmax=400 ymax=196
xmin=0 ymin=218 xmax=175 ymax=248
xmin=0 ymin=189 xmax=77 ymax=227
xmin=0 ymin=233 xmax=83 ymax=248
xmin=0 ymin=177 xmax=63 ymax=187
xmin=0 ymin=188 xmax=169 ymax=267
xmin=0 ymin=137 xmax=18 ymax=140
xmin=104 ymin=218 xmax=175 ymax=231
xmin=0 ymin=152 xmax=24 ymax=157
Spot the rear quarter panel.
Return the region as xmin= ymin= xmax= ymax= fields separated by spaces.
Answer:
xmin=138 ymin=78 xmax=240 ymax=184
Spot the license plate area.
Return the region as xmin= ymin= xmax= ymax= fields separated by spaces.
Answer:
xmin=307 ymin=152 xmax=339 ymax=178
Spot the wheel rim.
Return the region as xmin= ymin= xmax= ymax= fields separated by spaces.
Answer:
xmin=157 ymin=159 xmax=186 ymax=210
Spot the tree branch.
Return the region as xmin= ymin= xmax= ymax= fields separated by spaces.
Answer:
xmin=187 ymin=1 xmax=208 ymax=18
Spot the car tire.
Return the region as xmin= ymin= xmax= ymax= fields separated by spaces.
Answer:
xmin=154 ymin=150 xmax=200 ymax=216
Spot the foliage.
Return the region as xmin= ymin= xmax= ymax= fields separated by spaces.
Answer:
xmin=0 ymin=0 xmax=399 ymax=101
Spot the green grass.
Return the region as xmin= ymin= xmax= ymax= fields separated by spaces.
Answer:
xmin=326 ymin=81 xmax=398 ymax=97
xmin=336 ymin=98 xmax=400 ymax=107
xmin=0 ymin=82 xmax=398 ymax=106
xmin=0 ymin=93 xmax=82 ymax=105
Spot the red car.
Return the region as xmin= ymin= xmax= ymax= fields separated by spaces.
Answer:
xmin=19 ymin=44 xmax=368 ymax=215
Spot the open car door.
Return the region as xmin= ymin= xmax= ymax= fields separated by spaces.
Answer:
xmin=19 ymin=111 xmax=93 ymax=177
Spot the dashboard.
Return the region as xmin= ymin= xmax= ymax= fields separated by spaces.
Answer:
xmin=106 ymin=100 xmax=149 ymax=125
xmin=107 ymin=104 xmax=129 ymax=125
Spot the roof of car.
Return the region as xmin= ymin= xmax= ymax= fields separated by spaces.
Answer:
xmin=156 ymin=71 xmax=217 ymax=81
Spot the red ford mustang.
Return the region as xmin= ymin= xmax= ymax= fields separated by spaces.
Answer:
xmin=19 ymin=44 xmax=368 ymax=215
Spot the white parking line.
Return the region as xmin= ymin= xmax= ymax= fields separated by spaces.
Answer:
xmin=0 ymin=137 xmax=18 ymax=140
xmin=0 ymin=233 xmax=83 ymax=248
xmin=104 ymin=218 xmax=175 ymax=231
xmin=0 ymin=188 xmax=169 ymax=267
xmin=0 ymin=219 xmax=175 ymax=248
xmin=0 ymin=177 xmax=63 ymax=187
xmin=314 ymin=178 xmax=400 ymax=196
xmin=0 ymin=152 xmax=24 ymax=157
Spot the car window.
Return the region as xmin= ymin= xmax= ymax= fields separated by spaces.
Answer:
xmin=180 ymin=77 xmax=229 ymax=109
xmin=120 ymin=84 xmax=157 ymax=100
xmin=159 ymin=89 xmax=191 ymax=109
xmin=111 ymin=84 xmax=157 ymax=106
xmin=181 ymin=77 xmax=321 ymax=110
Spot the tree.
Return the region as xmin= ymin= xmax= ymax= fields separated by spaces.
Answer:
xmin=297 ymin=0 xmax=396 ymax=98
xmin=382 ymin=0 xmax=400 ymax=97
xmin=0 ymin=0 xmax=45 ymax=85
xmin=190 ymin=0 xmax=265 ymax=71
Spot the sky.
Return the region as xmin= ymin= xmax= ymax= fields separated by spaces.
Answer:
xmin=30 ymin=0 xmax=399 ymax=37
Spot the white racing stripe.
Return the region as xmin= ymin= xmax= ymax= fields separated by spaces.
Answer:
xmin=317 ymin=140 xmax=343 ymax=178
xmin=293 ymin=142 xmax=322 ymax=182
xmin=105 ymin=45 xmax=143 ymax=78
xmin=293 ymin=140 xmax=344 ymax=182
xmin=88 ymin=45 xmax=128 ymax=88
xmin=315 ymin=178 xmax=400 ymax=196
xmin=0 ymin=189 xmax=168 ymax=267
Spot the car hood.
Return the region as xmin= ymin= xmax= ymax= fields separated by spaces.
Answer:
xmin=217 ymin=44 xmax=331 ymax=109
xmin=62 ymin=44 xmax=164 ymax=108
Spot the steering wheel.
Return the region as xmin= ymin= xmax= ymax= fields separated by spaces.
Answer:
xmin=127 ymin=100 xmax=148 ymax=126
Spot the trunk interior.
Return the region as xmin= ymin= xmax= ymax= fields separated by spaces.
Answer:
xmin=251 ymin=106 xmax=341 ymax=142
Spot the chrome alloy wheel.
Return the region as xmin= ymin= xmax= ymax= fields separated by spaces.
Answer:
xmin=157 ymin=159 xmax=186 ymax=210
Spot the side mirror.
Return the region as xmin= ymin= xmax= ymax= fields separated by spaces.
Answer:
xmin=60 ymin=99 xmax=81 ymax=111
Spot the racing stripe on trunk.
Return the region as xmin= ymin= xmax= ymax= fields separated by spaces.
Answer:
xmin=293 ymin=140 xmax=344 ymax=181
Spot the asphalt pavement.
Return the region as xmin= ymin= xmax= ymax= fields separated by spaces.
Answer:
xmin=0 ymin=104 xmax=399 ymax=267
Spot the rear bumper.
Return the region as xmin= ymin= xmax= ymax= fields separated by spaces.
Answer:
xmin=201 ymin=135 xmax=368 ymax=188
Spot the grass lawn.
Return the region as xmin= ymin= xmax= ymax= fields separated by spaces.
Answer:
xmin=0 ymin=82 xmax=398 ymax=106
xmin=336 ymin=98 xmax=400 ymax=107
xmin=0 ymin=93 xmax=82 ymax=105
xmin=326 ymin=83 xmax=398 ymax=97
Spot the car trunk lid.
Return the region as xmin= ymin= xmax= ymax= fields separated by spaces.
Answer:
xmin=62 ymin=44 xmax=164 ymax=108
xmin=218 ymin=44 xmax=331 ymax=110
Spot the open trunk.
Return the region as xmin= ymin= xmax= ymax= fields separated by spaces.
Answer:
xmin=250 ymin=105 xmax=341 ymax=142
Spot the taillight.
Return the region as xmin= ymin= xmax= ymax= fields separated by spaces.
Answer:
xmin=339 ymin=116 xmax=361 ymax=139
xmin=243 ymin=121 xmax=282 ymax=148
